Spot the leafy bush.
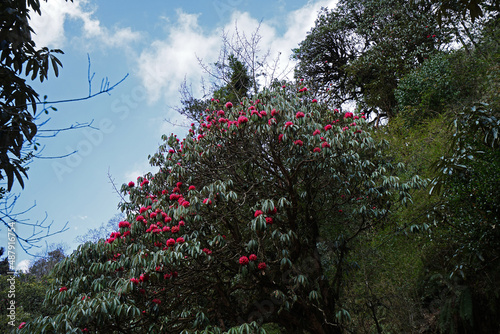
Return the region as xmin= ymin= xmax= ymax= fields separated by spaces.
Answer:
xmin=22 ymin=83 xmax=423 ymax=333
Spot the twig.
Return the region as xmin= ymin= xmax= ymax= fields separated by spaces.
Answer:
xmin=38 ymin=73 xmax=128 ymax=106
xmin=107 ymin=168 xmax=128 ymax=204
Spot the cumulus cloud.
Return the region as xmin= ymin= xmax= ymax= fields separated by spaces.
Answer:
xmin=136 ymin=0 xmax=339 ymax=104
xmin=136 ymin=10 xmax=221 ymax=103
xmin=29 ymin=0 xmax=140 ymax=49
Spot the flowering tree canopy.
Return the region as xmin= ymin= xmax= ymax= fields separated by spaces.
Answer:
xmin=23 ymin=83 xmax=423 ymax=333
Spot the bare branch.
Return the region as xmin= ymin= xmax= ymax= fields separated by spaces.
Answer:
xmin=1 ymin=192 xmax=69 ymax=256
xmin=107 ymin=168 xmax=128 ymax=204
xmin=38 ymin=73 xmax=128 ymax=106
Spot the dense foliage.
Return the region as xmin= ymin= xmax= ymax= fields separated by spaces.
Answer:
xmin=293 ymin=0 xmax=451 ymax=122
xmin=0 ymin=246 xmax=66 ymax=332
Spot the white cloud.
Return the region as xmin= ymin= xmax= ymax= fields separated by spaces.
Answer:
xmin=16 ymin=259 xmax=31 ymax=273
xmin=136 ymin=1 xmax=339 ymax=104
xmin=29 ymin=0 xmax=140 ymax=49
xmin=137 ymin=10 xmax=221 ymax=103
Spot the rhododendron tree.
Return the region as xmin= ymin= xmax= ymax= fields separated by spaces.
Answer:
xmin=22 ymin=83 xmax=423 ymax=333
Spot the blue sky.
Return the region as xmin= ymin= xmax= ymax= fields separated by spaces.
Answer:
xmin=3 ymin=0 xmax=338 ymax=270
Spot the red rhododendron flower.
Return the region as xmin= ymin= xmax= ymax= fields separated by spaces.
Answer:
xmin=59 ymin=286 xmax=68 ymax=292
xmin=313 ymin=147 xmax=321 ymax=153
xmin=188 ymin=185 xmax=196 ymax=191
xmin=294 ymin=140 xmax=303 ymax=146
xmin=265 ymin=217 xmax=273 ymax=224
xmin=296 ymin=111 xmax=305 ymax=118
xmin=152 ymin=298 xmax=161 ymax=305
xmin=181 ymin=200 xmax=190 ymax=207
xmin=130 ymin=278 xmax=140 ymax=285
xmin=259 ymin=110 xmax=267 ymax=117
xmin=176 ymin=237 xmax=185 ymax=243
xmin=239 ymin=256 xmax=249 ymax=265
xmin=203 ymin=198 xmax=212 ymax=205
xmin=278 ymin=134 xmax=284 ymax=142
xmin=284 ymin=121 xmax=293 ymax=128
xmin=118 ymin=221 xmax=131 ymax=228
xmin=110 ymin=231 xmax=121 ymax=238
xmin=249 ymin=254 xmax=257 ymax=261
xmin=313 ymin=129 xmax=321 ymax=136
xmin=19 ymin=322 xmax=26 ymax=329
xmin=312 ymin=99 xmax=318 ymax=103
xmin=271 ymin=108 xmax=278 ymax=116
xmin=238 ymin=116 xmax=249 ymax=124
xmin=171 ymin=226 xmax=179 ymax=233
xmin=166 ymin=238 xmax=176 ymax=247
xmin=324 ymin=124 xmax=332 ymax=131
xmin=322 ymin=142 xmax=331 ymax=148
xmin=298 ymin=87 xmax=308 ymax=92
xmin=202 ymin=248 xmax=212 ymax=255
xmin=258 ymin=262 xmax=267 ymax=270
xmin=225 ymin=102 xmax=233 ymax=108
xmin=254 ymin=210 xmax=263 ymax=217
xmin=344 ymin=112 xmax=354 ymax=118
xmin=128 ymin=181 xmax=135 ymax=187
